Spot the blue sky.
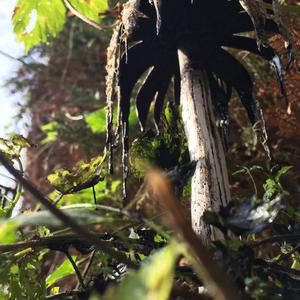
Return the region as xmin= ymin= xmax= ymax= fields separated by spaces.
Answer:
xmin=0 ymin=0 xmax=25 ymax=199
xmin=0 ymin=0 xmax=25 ymax=136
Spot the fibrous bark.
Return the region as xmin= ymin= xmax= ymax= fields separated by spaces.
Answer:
xmin=178 ymin=50 xmax=231 ymax=240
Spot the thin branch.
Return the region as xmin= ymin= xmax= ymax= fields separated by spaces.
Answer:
xmin=0 ymin=233 xmax=105 ymax=253
xmin=0 ymin=151 xmax=137 ymax=269
xmin=46 ymin=290 xmax=85 ymax=300
xmin=252 ymin=234 xmax=300 ymax=248
xmin=0 ymin=49 xmax=28 ymax=66
xmin=60 ymin=20 xmax=75 ymax=81
xmin=76 ymin=249 xmax=96 ymax=289
xmin=65 ymin=250 xmax=86 ymax=288
xmin=63 ymin=0 xmax=114 ymax=31
xmin=92 ymin=185 xmax=97 ymax=205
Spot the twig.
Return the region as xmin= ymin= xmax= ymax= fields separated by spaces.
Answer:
xmin=76 ymin=249 xmax=96 ymax=289
xmin=92 ymin=185 xmax=97 ymax=205
xmin=63 ymin=0 xmax=114 ymax=31
xmin=54 ymin=193 xmax=64 ymax=206
xmin=252 ymin=234 xmax=300 ymax=248
xmin=0 ymin=49 xmax=28 ymax=66
xmin=65 ymin=250 xmax=86 ymax=288
xmin=60 ymin=20 xmax=75 ymax=81
xmin=0 ymin=233 xmax=105 ymax=253
xmin=0 ymin=151 xmax=137 ymax=269
xmin=46 ymin=290 xmax=86 ymax=300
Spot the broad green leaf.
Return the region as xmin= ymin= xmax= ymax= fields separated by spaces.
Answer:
xmin=102 ymin=241 xmax=182 ymax=300
xmin=85 ymin=108 xmax=107 ymax=133
xmin=0 ymin=221 xmax=18 ymax=244
xmin=85 ymin=106 xmax=137 ymax=134
xmin=13 ymin=0 xmax=67 ymax=52
xmin=46 ymin=256 xmax=76 ymax=287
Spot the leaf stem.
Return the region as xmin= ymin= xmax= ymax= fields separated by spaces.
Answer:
xmin=65 ymin=250 xmax=86 ymax=288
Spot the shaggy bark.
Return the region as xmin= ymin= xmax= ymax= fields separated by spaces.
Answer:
xmin=178 ymin=49 xmax=231 ymax=241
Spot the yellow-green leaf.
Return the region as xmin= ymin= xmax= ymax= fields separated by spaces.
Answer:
xmin=13 ymin=0 xmax=67 ymax=52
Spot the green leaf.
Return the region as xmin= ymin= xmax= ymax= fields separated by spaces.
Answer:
xmin=47 ymin=155 xmax=106 ymax=194
xmin=85 ymin=106 xmax=137 ymax=134
xmin=46 ymin=256 xmax=76 ymax=287
xmin=11 ymin=134 xmax=33 ymax=148
xmin=275 ymin=166 xmax=292 ymax=182
xmin=13 ymin=0 xmax=67 ymax=52
xmin=102 ymin=241 xmax=182 ymax=300
xmin=69 ymin=0 xmax=108 ymax=22
xmin=84 ymin=108 xmax=106 ymax=133
xmin=0 ymin=221 xmax=18 ymax=244
xmin=41 ymin=121 xmax=60 ymax=144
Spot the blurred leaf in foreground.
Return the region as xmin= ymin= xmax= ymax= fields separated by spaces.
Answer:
xmin=101 ymin=241 xmax=181 ymax=300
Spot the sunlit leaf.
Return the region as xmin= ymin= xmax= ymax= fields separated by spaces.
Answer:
xmin=13 ymin=0 xmax=67 ymax=52
xmin=46 ymin=256 xmax=76 ymax=287
xmin=47 ymin=155 xmax=106 ymax=194
xmin=41 ymin=121 xmax=60 ymax=144
xmin=85 ymin=106 xmax=138 ymax=134
xmin=84 ymin=108 xmax=106 ymax=133
xmin=0 ymin=221 xmax=18 ymax=244
xmin=69 ymin=0 xmax=108 ymax=22
xmin=11 ymin=134 xmax=33 ymax=148
xmin=275 ymin=166 xmax=292 ymax=182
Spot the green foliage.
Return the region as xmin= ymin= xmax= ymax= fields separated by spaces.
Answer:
xmin=85 ymin=106 xmax=138 ymax=134
xmin=4 ymin=2 xmax=300 ymax=299
xmin=68 ymin=0 xmax=108 ymax=22
xmin=46 ymin=256 xmax=76 ymax=287
xmin=41 ymin=121 xmax=60 ymax=144
xmin=0 ymin=252 xmax=46 ymax=300
xmin=129 ymin=105 xmax=188 ymax=178
xmin=13 ymin=0 xmax=67 ymax=52
xmin=0 ymin=222 xmax=18 ymax=244
xmin=0 ymin=135 xmax=30 ymax=218
xmin=129 ymin=133 xmax=160 ymax=177
xmin=55 ymin=178 xmax=121 ymax=206
xmin=0 ymin=134 xmax=32 ymax=160
xmin=47 ymin=155 xmax=106 ymax=194
xmin=13 ymin=0 xmax=108 ymax=52
xmin=85 ymin=108 xmax=107 ymax=134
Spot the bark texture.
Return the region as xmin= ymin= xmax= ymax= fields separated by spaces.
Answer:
xmin=178 ymin=50 xmax=231 ymax=241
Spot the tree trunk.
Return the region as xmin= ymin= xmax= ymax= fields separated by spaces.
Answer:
xmin=178 ymin=49 xmax=231 ymax=241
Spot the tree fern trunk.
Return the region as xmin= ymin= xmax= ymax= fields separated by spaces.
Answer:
xmin=178 ymin=50 xmax=231 ymax=241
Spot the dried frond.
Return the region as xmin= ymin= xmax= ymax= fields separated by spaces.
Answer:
xmin=239 ymin=0 xmax=267 ymax=48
